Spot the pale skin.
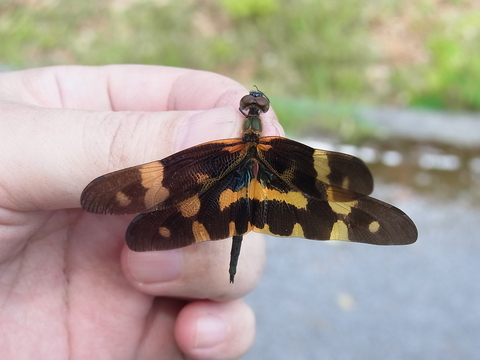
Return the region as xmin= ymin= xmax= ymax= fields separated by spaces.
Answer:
xmin=0 ymin=65 xmax=283 ymax=359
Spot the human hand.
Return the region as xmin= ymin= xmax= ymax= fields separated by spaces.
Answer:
xmin=0 ymin=65 xmax=282 ymax=359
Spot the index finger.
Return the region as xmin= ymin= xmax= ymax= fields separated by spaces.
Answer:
xmin=1 ymin=64 xmax=257 ymax=112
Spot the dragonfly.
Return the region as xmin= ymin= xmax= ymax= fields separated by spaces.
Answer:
xmin=81 ymin=88 xmax=417 ymax=283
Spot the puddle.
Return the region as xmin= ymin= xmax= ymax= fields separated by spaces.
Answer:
xmin=301 ymin=137 xmax=480 ymax=203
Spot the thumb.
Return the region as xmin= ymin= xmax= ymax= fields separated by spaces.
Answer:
xmin=0 ymin=103 xmax=248 ymax=212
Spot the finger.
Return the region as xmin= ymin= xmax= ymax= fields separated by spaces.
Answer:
xmin=174 ymin=299 xmax=255 ymax=360
xmin=122 ymin=232 xmax=266 ymax=301
xmin=0 ymin=65 xmax=266 ymax=112
xmin=0 ymin=65 xmax=281 ymax=133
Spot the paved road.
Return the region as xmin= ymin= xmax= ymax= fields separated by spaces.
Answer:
xmin=243 ymin=107 xmax=480 ymax=360
xmin=243 ymin=188 xmax=480 ymax=359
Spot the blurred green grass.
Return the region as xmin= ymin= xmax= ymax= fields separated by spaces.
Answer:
xmin=1 ymin=0 xmax=480 ymax=140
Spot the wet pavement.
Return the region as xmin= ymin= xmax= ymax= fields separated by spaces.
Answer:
xmin=243 ymin=107 xmax=480 ymax=360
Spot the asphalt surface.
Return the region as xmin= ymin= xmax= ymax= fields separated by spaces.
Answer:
xmin=244 ymin=187 xmax=480 ymax=360
xmin=243 ymin=107 xmax=480 ymax=360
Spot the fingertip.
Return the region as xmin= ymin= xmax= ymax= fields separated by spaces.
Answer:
xmin=175 ymin=300 xmax=255 ymax=360
xmin=262 ymin=107 xmax=285 ymax=137
xmin=175 ymin=104 xmax=283 ymax=152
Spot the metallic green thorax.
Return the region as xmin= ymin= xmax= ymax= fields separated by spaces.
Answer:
xmin=243 ymin=116 xmax=262 ymax=134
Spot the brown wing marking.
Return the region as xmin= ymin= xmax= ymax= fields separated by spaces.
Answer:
xmin=258 ymin=137 xmax=374 ymax=198
xmin=125 ymin=168 xmax=254 ymax=251
xmin=81 ymin=138 xmax=247 ymax=215
xmin=250 ymin=188 xmax=417 ymax=245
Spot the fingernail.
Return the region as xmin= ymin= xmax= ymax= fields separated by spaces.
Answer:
xmin=194 ymin=314 xmax=228 ymax=349
xmin=128 ymin=249 xmax=183 ymax=283
xmin=176 ymin=107 xmax=241 ymax=151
